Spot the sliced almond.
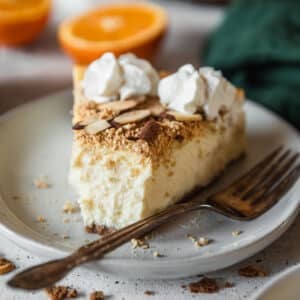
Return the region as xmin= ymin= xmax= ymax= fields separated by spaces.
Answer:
xmin=85 ymin=119 xmax=111 ymax=135
xmin=147 ymin=102 xmax=166 ymax=116
xmin=114 ymin=109 xmax=151 ymax=125
xmin=167 ymin=111 xmax=202 ymax=122
xmin=72 ymin=115 xmax=99 ymax=130
xmin=99 ymin=100 xmax=138 ymax=112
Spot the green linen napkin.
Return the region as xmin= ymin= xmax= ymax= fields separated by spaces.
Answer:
xmin=202 ymin=0 xmax=300 ymax=130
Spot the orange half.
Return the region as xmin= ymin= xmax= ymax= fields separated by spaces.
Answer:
xmin=0 ymin=0 xmax=50 ymax=46
xmin=58 ymin=2 xmax=168 ymax=64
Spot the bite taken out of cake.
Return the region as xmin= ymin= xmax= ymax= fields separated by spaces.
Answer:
xmin=69 ymin=53 xmax=246 ymax=232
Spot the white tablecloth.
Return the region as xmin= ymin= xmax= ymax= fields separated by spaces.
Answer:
xmin=1 ymin=1 xmax=300 ymax=299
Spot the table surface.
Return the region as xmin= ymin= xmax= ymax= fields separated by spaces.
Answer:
xmin=1 ymin=1 xmax=300 ymax=299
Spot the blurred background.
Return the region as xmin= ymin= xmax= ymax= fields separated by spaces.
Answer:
xmin=1 ymin=0 xmax=299 ymax=129
xmin=0 ymin=0 xmax=224 ymax=112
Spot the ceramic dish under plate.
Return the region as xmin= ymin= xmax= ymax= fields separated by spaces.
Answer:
xmin=251 ymin=264 xmax=300 ymax=300
xmin=0 ymin=90 xmax=299 ymax=279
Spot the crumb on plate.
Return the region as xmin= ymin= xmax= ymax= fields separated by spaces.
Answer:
xmin=188 ymin=277 xmax=219 ymax=294
xmin=238 ymin=265 xmax=268 ymax=277
xmin=90 ymin=290 xmax=104 ymax=300
xmin=45 ymin=285 xmax=78 ymax=300
xmin=0 ymin=258 xmax=15 ymax=275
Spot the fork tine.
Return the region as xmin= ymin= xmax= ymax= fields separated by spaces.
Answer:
xmin=237 ymin=148 xmax=290 ymax=198
xmin=251 ymin=164 xmax=300 ymax=211
xmin=227 ymin=146 xmax=283 ymax=195
xmin=243 ymin=151 xmax=299 ymax=202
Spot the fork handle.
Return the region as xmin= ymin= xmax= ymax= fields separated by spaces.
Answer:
xmin=8 ymin=201 xmax=206 ymax=290
xmin=72 ymin=200 xmax=206 ymax=262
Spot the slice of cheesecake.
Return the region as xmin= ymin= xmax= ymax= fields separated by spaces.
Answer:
xmin=69 ymin=64 xmax=246 ymax=232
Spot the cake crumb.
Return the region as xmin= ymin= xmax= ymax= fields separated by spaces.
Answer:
xmin=45 ymin=285 xmax=78 ymax=300
xmin=90 ymin=290 xmax=104 ymax=300
xmin=232 ymin=230 xmax=242 ymax=236
xmin=34 ymin=177 xmax=50 ymax=189
xmin=186 ymin=234 xmax=197 ymax=243
xmin=238 ymin=265 xmax=268 ymax=277
xmin=188 ymin=277 xmax=219 ymax=294
xmin=144 ymin=290 xmax=155 ymax=296
xmin=0 ymin=258 xmax=16 ymax=275
xmin=195 ymin=237 xmax=210 ymax=247
xmin=62 ymin=201 xmax=80 ymax=214
xmin=224 ymin=281 xmax=235 ymax=288
xmin=62 ymin=235 xmax=70 ymax=240
xmin=37 ymin=215 xmax=47 ymax=223
xmin=187 ymin=234 xmax=210 ymax=247
xmin=131 ymin=238 xmax=149 ymax=249
xmin=153 ymin=251 xmax=161 ymax=258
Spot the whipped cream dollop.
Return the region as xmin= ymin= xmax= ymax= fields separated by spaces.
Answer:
xmin=82 ymin=53 xmax=159 ymax=103
xmin=158 ymin=65 xmax=237 ymax=119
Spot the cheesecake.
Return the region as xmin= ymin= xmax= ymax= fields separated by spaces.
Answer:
xmin=69 ymin=53 xmax=246 ymax=231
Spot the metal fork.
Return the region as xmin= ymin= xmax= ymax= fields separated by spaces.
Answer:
xmin=8 ymin=146 xmax=300 ymax=290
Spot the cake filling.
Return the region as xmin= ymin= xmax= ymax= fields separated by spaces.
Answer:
xmin=69 ymin=53 xmax=246 ymax=230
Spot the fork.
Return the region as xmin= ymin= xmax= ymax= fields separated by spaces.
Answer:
xmin=8 ymin=146 xmax=300 ymax=290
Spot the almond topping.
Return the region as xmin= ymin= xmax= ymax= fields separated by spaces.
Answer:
xmin=138 ymin=98 xmax=166 ymax=116
xmin=114 ymin=109 xmax=151 ymax=124
xmin=167 ymin=111 xmax=202 ymax=122
xmin=85 ymin=120 xmax=111 ymax=135
xmin=72 ymin=115 xmax=99 ymax=130
xmin=99 ymin=100 xmax=138 ymax=113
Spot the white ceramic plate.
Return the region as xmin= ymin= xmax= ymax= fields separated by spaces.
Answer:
xmin=251 ymin=264 xmax=300 ymax=300
xmin=0 ymin=90 xmax=299 ymax=279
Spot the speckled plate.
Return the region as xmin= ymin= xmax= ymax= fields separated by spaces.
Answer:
xmin=0 ymin=90 xmax=299 ymax=279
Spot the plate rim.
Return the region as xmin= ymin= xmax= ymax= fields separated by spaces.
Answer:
xmin=0 ymin=88 xmax=300 ymax=272
xmin=251 ymin=263 xmax=300 ymax=300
